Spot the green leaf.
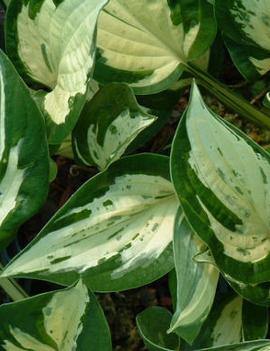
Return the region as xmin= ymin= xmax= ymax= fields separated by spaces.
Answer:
xmin=136 ymin=307 xmax=180 ymax=351
xmin=171 ymin=82 xmax=270 ymax=289
xmin=1 ymin=0 xmax=9 ymax=7
xmin=73 ymin=83 xmax=156 ymax=170
xmin=49 ymin=158 xmax=57 ymax=183
xmin=226 ymin=277 xmax=270 ymax=307
xmin=6 ymin=0 xmax=108 ymax=144
xmin=193 ymin=290 xmax=268 ymax=348
xmin=193 ymin=294 xmax=243 ymax=349
xmin=168 ymin=211 xmax=219 ymax=344
xmin=2 ymin=154 xmax=178 ymax=292
xmin=0 ymin=50 xmax=49 ymax=249
xmin=263 ymin=92 xmax=270 ymax=110
xmin=184 ymin=64 xmax=270 ymax=130
xmin=0 ymin=280 xmax=112 ymax=350
xmin=242 ymin=300 xmax=268 ymax=341
xmin=55 ymin=134 xmax=74 ymax=160
xmin=197 ymin=340 xmax=270 ymax=351
xmin=55 ymin=81 xmax=99 ymax=160
xmin=194 ymin=250 xmax=270 ymax=309
xmin=0 ymin=263 xmax=28 ymax=302
xmin=215 ymin=0 xmax=270 ymax=81
xmin=95 ymin=0 xmax=216 ymax=94
xmin=168 ymin=269 xmax=177 ymax=311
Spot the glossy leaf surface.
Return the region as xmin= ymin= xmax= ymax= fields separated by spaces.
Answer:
xmin=171 ymin=83 xmax=270 ymax=288
xmin=73 ymin=83 xmax=156 ymax=170
xmin=194 ymin=294 xmax=243 ymax=349
xmin=169 ymin=211 xmax=219 ymax=344
xmin=6 ymin=0 xmax=108 ymax=143
xmin=198 ymin=340 xmax=270 ymax=351
xmin=0 ymin=50 xmax=49 ymax=249
xmin=242 ymin=300 xmax=268 ymax=341
xmin=193 ymin=293 xmax=268 ymax=349
xmin=0 ymin=280 xmax=112 ymax=351
xmin=95 ymin=0 xmax=216 ymax=94
xmin=2 ymin=155 xmax=178 ymax=292
xmin=136 ymin=306 xmax=180 ymax=351
xmin=215 ymin=0 xmax=270 ymax=80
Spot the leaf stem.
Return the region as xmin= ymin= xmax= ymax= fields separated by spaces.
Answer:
xmin=0 ymin=263 xmax=28 ymax=302
xmin=183 ymin=63 xmax=270 ymax=130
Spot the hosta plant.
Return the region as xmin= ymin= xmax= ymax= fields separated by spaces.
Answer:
xmin=0 ymin=0 xmax=270 ymax=350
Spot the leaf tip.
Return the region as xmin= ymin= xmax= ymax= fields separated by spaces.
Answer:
xmin=190 ymin=79 xmax=202 ymax=101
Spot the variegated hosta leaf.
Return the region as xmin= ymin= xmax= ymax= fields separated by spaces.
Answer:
xmin=226 ymin=276 xmax=270 ymax=307
xmin=73 ymin=83 xmax=156 ymax=170
xmin=194 ymin=249 xmax=270 ymax=309
xmin=0 ymin=50 xmax=49 ymax=249
xmin=136 ymin=298 xmax=270 ymax=351
xmin=136 ymin=307 xmax=180 ymax=351
xmin=198 ymin=340 xmax=270 ymax=351
xmin=193 ymin=290 xmax=268 ymax=349
xmin=242 ymin=300 xmax=268 ymax=341
xmin=0 ymin=280 xmax=112 ymax=351
xmin=2 ymin=154 xmax=178 ymax=291
xmin=215 ymin=0 xmax=270 ymax=81
xmin=168 ymin=211 xmax=219 ymax=344
xmin=195 ymin=249 xmax=270 ymax=307
xmin=6 ymin=0 xmax=108 ymax=144
xmin=171 ymin=82 xmax=270 ymax=288
xmin=193 ymin=294 xmax=243 ymax=349
xmin=95 ymin=0 xmax=216 ymax=94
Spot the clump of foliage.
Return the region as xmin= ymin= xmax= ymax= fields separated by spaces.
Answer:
xmin=0 ymin=0 xmax=270 ymax=350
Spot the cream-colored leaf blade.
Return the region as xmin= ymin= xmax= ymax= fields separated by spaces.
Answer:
xmin=2 ymin=155 xmax=177 ymax=291
xmin=0 ymin=280 xmax=111 ymax=351
xmin=171 ymin=82 xmax=270 ymax=285
xmin=169 ymin=214 xmax=219 ymax=344
xmin=73 ymin=83 xmax=157 ymax=170
xmin=95 ymin=0 xmax=204 ymax=93
xmin=7 ymin=0 xmax=108 ymax=126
